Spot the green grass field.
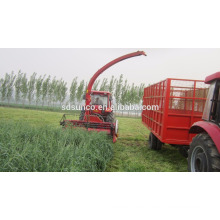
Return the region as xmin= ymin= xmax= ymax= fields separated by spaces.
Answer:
xmin=0 ymin=107 xmax=187 ymax=171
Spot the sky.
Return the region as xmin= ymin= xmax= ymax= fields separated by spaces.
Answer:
xmin=0 ymin=48 xmax=220 ymax=88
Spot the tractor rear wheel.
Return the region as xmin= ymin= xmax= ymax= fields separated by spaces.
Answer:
xmin=79 ymin=110 xmax=85 ymax=120
xmin=106 ymin=112 xmax=114 ymax=123
xmin=149 ymin=132 xmax=162 ymax=150
xmin=188 ymin=133 xmax=220 ymax=172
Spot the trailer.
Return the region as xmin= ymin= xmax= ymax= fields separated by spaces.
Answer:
xmin=142 ymin=78 xmax=209 ymax=152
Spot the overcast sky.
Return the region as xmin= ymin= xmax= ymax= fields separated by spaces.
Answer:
xmin=0 ymin=48 xmax=220 ymax=87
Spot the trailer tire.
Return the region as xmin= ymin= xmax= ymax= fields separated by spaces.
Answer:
xmin=156 ymin=138 xmax=163 ymax=150
xmin=188 ymin=133 xmax=220 ymax=172
xmin=179 ymin=146 xmax=189 ymax=158
xmin=149 ymin=132 xmax=162 ymax=150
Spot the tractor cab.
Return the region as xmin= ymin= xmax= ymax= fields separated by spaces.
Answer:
xmin=203 ymin=75 xmax=220 ymax=125
xmin=80 ymin=90 xmax=114 ymax=123
xmin=91 ymin=91 xmax=112 ymax=107
xmin=90 ymin=91 xmax=113 ymax=120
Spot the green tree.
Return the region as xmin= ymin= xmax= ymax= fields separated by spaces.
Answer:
xmin=0 ymin=75 xmax=8 ymax=102
xmin=99 ymin=78 xmax=108 ymax=91
xmin=0 ymin=78 xmax=3 ymax=100
xmin=120 ymin=79 xmax=129 ymax=106
xmin=6 ymin=72 xmax=16 ymax=104
xmin=35 ymin=75 xmax=44 ymax=106
xmin=76 ymin=80 xmax=85 ymax=103
xmin=54 ymin=79 xmax=68 ymax=105
xmin=42 ymin=75 xmax=50 ymax=106
xmin=56 ymin=79 xmax=67 ymax=105
xmin=120 ymin=79 xmax=129 ymax=116
xmin=108 ymin=75 xmax=116 ymax=94
xmin=27 ymin=72 xmax=37 ymax=105
xmin=48 ymin=77 xmax=57 ymax=106
xmin=128 ymin=83 xmax=138 ymax=104
xmin=60 ymin=80 xmax=68 ymax=105
xmin=70 ymin=77 xmax=78 ymax=104
xmin=138 ymin=83 xmax=145 ymax=104
xmin=114 ymin=74 xmax=123 ymax=106
xmin=14 ymin=70 xmax=23 ymax=104
xmin=84 ymin=81 xmax=88 ymax=94
xmin=21 ymin=73 xmax=28 ymax=106
xmin=93 ymin=79 xmax=100 ymax=90
xmin=127 ymin=83 xmax=139 ymax=116
xmin=55 ymin=79 xmax=61 ymax=105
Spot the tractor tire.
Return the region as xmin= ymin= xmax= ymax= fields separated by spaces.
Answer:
xmin=149 ymin=132 xmax=162 ymax=150
xmin=106 ymin=112 xmax=114 ymax=123
xmin=79 ymin=110 xmax=85 ymax=120
xmin=188 ymin=133 xmax=220 ymax=172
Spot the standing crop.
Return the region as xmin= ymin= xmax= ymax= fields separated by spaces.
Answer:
xmin=0 ymin=120 xmax=113 ymax=172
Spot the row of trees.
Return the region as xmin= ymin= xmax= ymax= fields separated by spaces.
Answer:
xmin=0 ymin=71 xmax=145 ymax=107
xmin=70 ymin=75 xmax=145 ymax=106
xmin=0 ymin=71 xmax=67 ymax=106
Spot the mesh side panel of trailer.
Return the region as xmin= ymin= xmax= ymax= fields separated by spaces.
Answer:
xmin=169 ymin=79 xmax=209 ymax=114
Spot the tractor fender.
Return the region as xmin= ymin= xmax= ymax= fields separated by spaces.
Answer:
xmin=189 ymin=121 xmax=220 ymax=153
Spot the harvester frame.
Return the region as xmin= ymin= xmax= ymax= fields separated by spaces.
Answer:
xmin=60 ymin=51 xmax=146 ymax=142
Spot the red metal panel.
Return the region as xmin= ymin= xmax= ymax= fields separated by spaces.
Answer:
xmin=205 ymin=71 xmax=220 ymax=84
xmin=161 ymin=79 xmax=170 ymax=142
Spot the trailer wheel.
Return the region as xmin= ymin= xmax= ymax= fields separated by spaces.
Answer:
xmin=188 ymin=133 xmax=220 ymax=172
xmin=149 ymin=132 xmax=162 ymax=150
xmin=179 ymin=146 xmax=189 ymax=158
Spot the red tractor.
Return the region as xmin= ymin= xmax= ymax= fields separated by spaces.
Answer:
xmin=60 ymin=51 xmax=146 ymax=142
xmin=188 ymin=72 xmax=220 ymax=172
